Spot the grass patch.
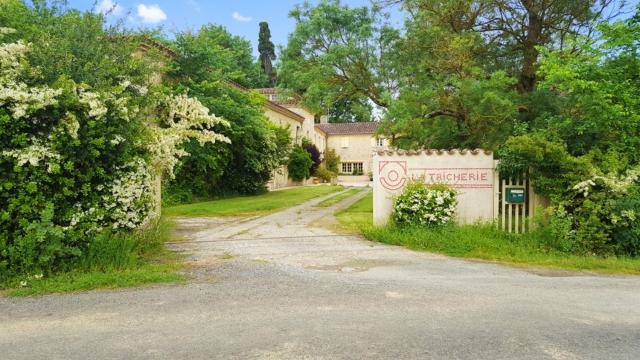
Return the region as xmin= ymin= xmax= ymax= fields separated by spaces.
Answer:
xmin=315 ymin=187 xmax=363 ymax=207
xmin=336 ymin=192 xmax=640 ymax=274
xmin=163 ymin=185 xmax=343 ymax=217
xmin=5 ymin=264 xmax=185 ymax=297
xmin=335 ymin=192 xmax=373 ymax=232
xmin=1 ymin=217 xmax=187 ymax=297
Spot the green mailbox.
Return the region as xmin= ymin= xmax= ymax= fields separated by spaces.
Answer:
xmin=505 ymin=187 xmax=526 ymax=204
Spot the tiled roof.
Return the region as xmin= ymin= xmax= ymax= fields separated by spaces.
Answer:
xmin=315 ymin=122 xmax=379 ymax=135
xmin=254 ymin=88 xmax=277 ymax=94
xmin=253 ymin=88 xmax=302 ymax=105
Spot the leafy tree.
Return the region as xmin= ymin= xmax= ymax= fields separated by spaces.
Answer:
xmin=168 ymin=25 xmax=291 ymax=197
xmin=173 ymin=24 xmax=266 ymax=88
xmin=383 ymin=0 xmax=622 ymax=92
xmin=278 ymin=0 xmax=398 ymax=120
xmin=287 ymin=145 xmax=313 ymax=181
xmin=258 ymin=21 xmax=277 ymax=86
xmin=379 ymin=2 xmax=518 ymax=149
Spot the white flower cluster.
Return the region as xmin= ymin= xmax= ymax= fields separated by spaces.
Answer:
xmin=150 ymin=94 xmax=230 ymax=178
xmin=2 ymin=141 xmax=61 ymax=173
xmin=66 ymin=159 xmax=154 ymax=233
xmin=103 ymin=158 xmax=154 ymax=230
xmin=0 ymin=37 xmax=61 ymax=119
xmin=119 ymin=78 xmax=148 ymax=96
xmin=393 ymin=183 xmax=458 ymax=226
xmin=78 ymin=90 xmax=108 ymax=119
xmin=573 ymin=166 xmax=640 ymax=197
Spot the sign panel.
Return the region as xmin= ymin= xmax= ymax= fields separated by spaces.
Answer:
xmin=373 ymin=150 xmax=497 ymax=225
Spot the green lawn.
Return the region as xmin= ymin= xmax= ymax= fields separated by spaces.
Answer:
xmin=336 ymin=192 xmax=640 ymax=274
xmin=163 ymin=185 xmax=343 ymax=217
xmin=315 ymin=187 xmax=363 ymax=207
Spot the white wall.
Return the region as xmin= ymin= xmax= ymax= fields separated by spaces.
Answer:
xmin=373 ymin=150 xmax=497 ymax=225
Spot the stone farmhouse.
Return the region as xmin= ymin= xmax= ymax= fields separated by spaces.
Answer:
xmin=255 ymin=88 xmax=389 ymax=188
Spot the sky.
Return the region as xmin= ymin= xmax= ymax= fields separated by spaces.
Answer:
xmin=67 ymin=0 xmax=405 ymax=57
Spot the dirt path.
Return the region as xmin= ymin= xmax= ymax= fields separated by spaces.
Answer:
xmin=2 ymin=189 xmax=640 ymax=359
xmin=169 ymin=188 xmax=449 ymax=275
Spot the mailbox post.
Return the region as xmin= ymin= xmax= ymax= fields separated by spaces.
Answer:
xmin=505 ymin=186 xmax=526 ymax=204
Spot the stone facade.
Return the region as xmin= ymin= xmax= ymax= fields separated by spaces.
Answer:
xmin=316 ymin=122 xmax=388 ymax=184
xmin=256 ymin=88 xmax=387 ymax=187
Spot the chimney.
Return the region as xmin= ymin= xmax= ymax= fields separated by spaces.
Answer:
xmin=320 ymin=115 xmax=329 ymax=124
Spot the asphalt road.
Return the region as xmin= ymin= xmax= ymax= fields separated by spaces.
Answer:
xmin=1 ymin=189 xmax=640 ymax=359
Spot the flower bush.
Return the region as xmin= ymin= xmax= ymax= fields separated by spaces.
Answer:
xmin=392 ymin=182 xmax=458 ymax=226
xmin=550 ymin=166 xmax=640 ymax=256
xmin=0 ymin=33 xmax=228 ymax=277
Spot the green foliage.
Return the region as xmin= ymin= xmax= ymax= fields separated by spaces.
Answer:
xmin=0 ymin=3 xmax=223 ymax=279
xmin=392 ymin=182 xmax=457 ymax=226
xmin=3 ymin=205 xmax=67 ymax=276
xmin=287 ymin=145 xmax=313 ymax=181
xmin=301 ymin=138 xmax=321 ymax=174
xmin=315 ymin=164 xmax=336 ymax=183
xmin=336 ymin=193 xmax=640 ymax=274
xmin=278 ymin=0 xmax=397 ymax=119
xmin=172 ymin=24 xmax=266 ymax=88
xmin=166 ymin=25 xmax=292 ymax=198
xmin=323 ymin=148 xmax=340 ymax=173
xmin=612 ymin=188 xmax=640 ymax=257
xmin=0 ymin=0 xmax=160 ymax=88
xmin=0 ymin=67 xmax=155 ymax=276
xmin=381 ymin=5 xmax=518 ymax=149
xmin=258 ymin=21 xmax=277 ymax=86
xmin=498 ymin=135 xmax=593 ymax=200
xmin=495 ymin=17 xmax=640 ymax=257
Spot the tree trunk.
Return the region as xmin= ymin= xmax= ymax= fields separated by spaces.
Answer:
xmin=518 ymin=2 xmax=543 ymax=93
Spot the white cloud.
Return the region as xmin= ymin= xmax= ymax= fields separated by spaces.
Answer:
xmin=95 ymin=0 xmax=124 ymax=16
xmin=137 ymin=4 xmax=167 ymax=24
xmin=232 ymin=11 xmax=252 ymax=22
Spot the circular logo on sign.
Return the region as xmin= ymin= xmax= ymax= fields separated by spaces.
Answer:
xmin=379 ymin=161 xmax=407 ymax=191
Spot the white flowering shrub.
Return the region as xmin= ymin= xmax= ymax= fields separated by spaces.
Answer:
xmin=554 ymin=166 xmax=640 ymax=256
xmin=0 ymin=33 xmax=229 ymax=276
xmin=392 ymin=182 xmax=458 ymax=226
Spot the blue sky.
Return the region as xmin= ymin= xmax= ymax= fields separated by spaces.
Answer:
xmin=68 ymin=0 xmax=638 ymax=58
xmin=68 ymin=0 xmax=404 ymax=57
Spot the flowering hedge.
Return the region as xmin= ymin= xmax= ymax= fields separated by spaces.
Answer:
xmin=392 ymin=182 xmax=458 ymax=226
xmin=550 ymin=167 xmax=640 ymax=256
xmin=0 ymin=33 xmax=228 ymax=276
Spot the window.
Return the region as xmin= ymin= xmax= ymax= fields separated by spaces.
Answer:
xmin=341 ymin=137 xmax=349 ymax=148
xmin=376 ymin=138 xmax=384 ymax=147
xmin=341 ymin=162 xmax=364 ymax=175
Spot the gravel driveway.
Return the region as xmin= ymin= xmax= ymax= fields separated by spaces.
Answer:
xmin=2 ymin=189 xmax=640 ymax=359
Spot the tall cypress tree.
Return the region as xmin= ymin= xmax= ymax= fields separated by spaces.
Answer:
xmin=258 ymin=21 xmax=277 ymax=86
